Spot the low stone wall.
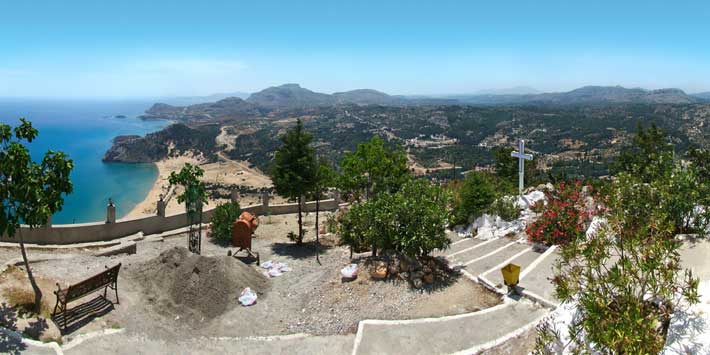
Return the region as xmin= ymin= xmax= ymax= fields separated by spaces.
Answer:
xmin=1 ymin=198 xmax=340 ymax=245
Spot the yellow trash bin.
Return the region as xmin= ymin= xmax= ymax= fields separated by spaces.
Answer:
xmin=501 ymin=263 xmax=521 ymax=287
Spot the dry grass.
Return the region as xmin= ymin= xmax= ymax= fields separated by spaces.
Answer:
xmin=0 ymin=266 xmax=56 ymax=318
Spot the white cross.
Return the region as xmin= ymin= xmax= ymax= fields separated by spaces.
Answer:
xmin=511 ymin=140 xmax=533 ymax=196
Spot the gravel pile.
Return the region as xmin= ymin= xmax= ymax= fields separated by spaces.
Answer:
xmin=135 ymin=247 xmax=269 ymax=320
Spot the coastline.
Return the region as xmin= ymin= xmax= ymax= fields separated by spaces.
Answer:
xmin=124 ymin=154 xmax=276 ymax=219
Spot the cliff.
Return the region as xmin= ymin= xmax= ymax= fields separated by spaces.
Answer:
xmin=103 ymin=123 xmax=221 ymax=163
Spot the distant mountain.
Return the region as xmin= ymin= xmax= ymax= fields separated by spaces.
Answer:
xmin=156 ymin=92 xmax=251 ymax=106
xmin=246 ymin=84 xmax=336 ymax=109
xmin=473 ymin=86 xmax=540 ymax=96
xmin=141 ymin=97 xmax=265 ymax=122
xmin=692 ymin=92 xmax=710 ymax=101
xmin=454 ymin=86 xmax=699 ymax=105
xmin=333 ymin=89 xmax=404 ymax=105
xmin=139 ymin=84 xmax=702 ymax=123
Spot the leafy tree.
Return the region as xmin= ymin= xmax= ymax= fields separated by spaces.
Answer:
xmin=0 ymin=119 xmax=73 ymax=312
xmin=451 ymin=172 xmax=496 ymax=226
xmin=209 ymin=201 xmax=241 ymax=244
xmin=612 ymin=123 xmax=674 ymax=183
xmin=338 ymin=179 xmax=451 ymax=258
xmin=271 ymin=119 xmax=317 ymax=245
xmin=338 ymin=136 xmax=410 ymax=201
xmin=494 ymin=146 xmax=538 ymax=193
xmin=535 ymin=173 xmax=699 ymax=354
xmin=168 ymin=163 xmax=208 ymax=253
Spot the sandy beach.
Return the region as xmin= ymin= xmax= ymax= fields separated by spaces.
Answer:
xmin=124 ymin=154 xmax=276 ymax=219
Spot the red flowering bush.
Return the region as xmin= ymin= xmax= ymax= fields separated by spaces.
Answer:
xmin=526 ymin=181 xmax=592 ymax=246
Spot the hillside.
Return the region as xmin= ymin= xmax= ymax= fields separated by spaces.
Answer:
xmin=141 ymin=97 xmax=265 ymax=122
xmin=103 ymin=123 xmax=222 ymax=163
xmin=455 ymin=86 xmax=699 ymax=105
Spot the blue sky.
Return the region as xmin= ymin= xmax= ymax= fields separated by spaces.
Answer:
xmin=1 ymin=0 xmax=709 ymax=98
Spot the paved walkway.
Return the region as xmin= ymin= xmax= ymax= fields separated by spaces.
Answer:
xmin=353 ymin=300 xmax=547 ymax=355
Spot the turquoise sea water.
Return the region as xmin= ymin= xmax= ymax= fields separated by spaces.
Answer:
xmin=0 ymin=99 xmax=169 ymax=224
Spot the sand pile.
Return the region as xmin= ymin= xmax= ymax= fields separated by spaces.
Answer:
xmin=136 ymin=247 xmax=269 ymax=319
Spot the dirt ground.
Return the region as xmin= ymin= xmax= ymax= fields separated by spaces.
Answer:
xmin=0 ymin=212 xmax=502 ymax=343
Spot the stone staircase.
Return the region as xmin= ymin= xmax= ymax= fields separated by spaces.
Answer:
xmin=443 ymin=232 xmax=559 ymax=307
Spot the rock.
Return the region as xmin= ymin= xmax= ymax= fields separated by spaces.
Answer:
xmin=410 ymin=259 xmax=422 ymax=272
xmin=399 ymin=259 xmax=410 ymax=273
xmin=387 ymin=262 xmax=399 ymax=276
xmin=411 ymin=271 xmax=424 ymax=280
xmin=412 ymin=278 xmax=423 ymax=289
xmin=423 ymin=273 xmax=435 ymax=284
xmin=370 ymin=263 xmax=387 ymax=279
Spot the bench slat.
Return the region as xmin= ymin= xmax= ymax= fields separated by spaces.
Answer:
xmin=64 ymin=264 xmax=121 ymax=302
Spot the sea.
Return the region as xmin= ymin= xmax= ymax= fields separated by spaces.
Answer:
xmin=0 ymin=99 xmax=170 ymax=224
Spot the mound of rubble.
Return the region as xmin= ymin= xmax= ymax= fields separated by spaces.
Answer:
xmin=135 ymin=247 xmax=269 ymax=319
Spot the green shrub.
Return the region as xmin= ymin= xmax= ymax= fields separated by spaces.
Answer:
xmin=487 ymin=196 xmax=520 ymax=222
xmin=338 ymin=179 xmax=451 ymax=258
xmin=526 ymin=181 xmax=590 ymax=246
xmin=209 ymin=201 xmax=241 ymax=243
xmin=451 ymin=172 xmax=496 ymax=226
xmin=534 ymin=174 xmax=700 ymax=354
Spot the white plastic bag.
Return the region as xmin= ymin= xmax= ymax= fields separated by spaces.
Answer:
xmin=239 ymin=287 xmax=257 ymax=306
xmin=260 ymin=260 xmax=274 ymax=269
xmin=267 ymin=268 xmax=283 ymax=278
xmin=341 ymin=263 xmax=359 ymax=279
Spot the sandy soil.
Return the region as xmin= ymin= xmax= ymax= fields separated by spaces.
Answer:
xmin=2 ymin=212 xmax=502 ymax=343
xmin=124 ymin=154 xmax=274 ymax=219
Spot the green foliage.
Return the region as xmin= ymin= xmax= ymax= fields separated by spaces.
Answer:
xmin=487 ymin=196 xmax=520 ymax=222
xmin=536 ymin=173 xmax=700 ymax=354
xmin=0 ymin=118 xmax=74 ymax=312
xmin=168 ymin=163 xmax=208 ymax=222
xmin=338 ymin=136 xmax=410 ymax=201
xmin=310 ymin=158 xmax=337 ymax=201
xmin=612 ymin=123 xmax=674 ymax=183
xmin=338 ymin=179 xmax=451 ymax=258
xmin=494 ymin=146 xmax=539 ymax=192
xmin=209 ymin=201 xmax=241 ymax=243
xmin=271 ymin=119 xmax=317 ymax=244
xmin=451 ymin=172 xmax=496 ymax=226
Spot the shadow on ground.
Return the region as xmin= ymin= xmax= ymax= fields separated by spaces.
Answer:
xmin=270 ymin=241 xmax=334 ymax=260
xmin=53 ymin=296 xmax=114 ymax=335
xmin=0 ymin=303 xmax=26 ymax=355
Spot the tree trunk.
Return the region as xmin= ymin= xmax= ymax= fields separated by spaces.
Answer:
xmin=19 ymin=229 xmax=43 ymax=313
xmin=297 ymin=195 xmax=303 ymax=245
xmin=315 ymin=196 xmax=320 ymax=264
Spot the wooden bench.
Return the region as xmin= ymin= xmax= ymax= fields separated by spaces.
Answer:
xmin=53 ymin=263 xmax=121 ymax=329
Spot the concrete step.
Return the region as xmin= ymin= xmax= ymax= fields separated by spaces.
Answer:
xmin=463 ymin=242 xmax=530 ymax=276
xmin=481 ymin=248 xmax=543 ymax=289
xmin=447 ymin=237 xmax=514 ymax=264
xmin=353 ymin=299 xmax=548 ymax=355
xmin=517 ymin=247 xmax=559 ymax=307
xmin=440 ymin=237 xmax=489 ymax=256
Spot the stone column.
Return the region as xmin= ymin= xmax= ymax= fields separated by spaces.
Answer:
xmin=157 ymin=194 xmax=166 ymax=218
xmin=106 ymin=198 xmax=116 ymax=224
xmin=261 ymin=190 xmax=270 ymax=213
xmin=231 ymin=190 xmax=240 ymax=203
